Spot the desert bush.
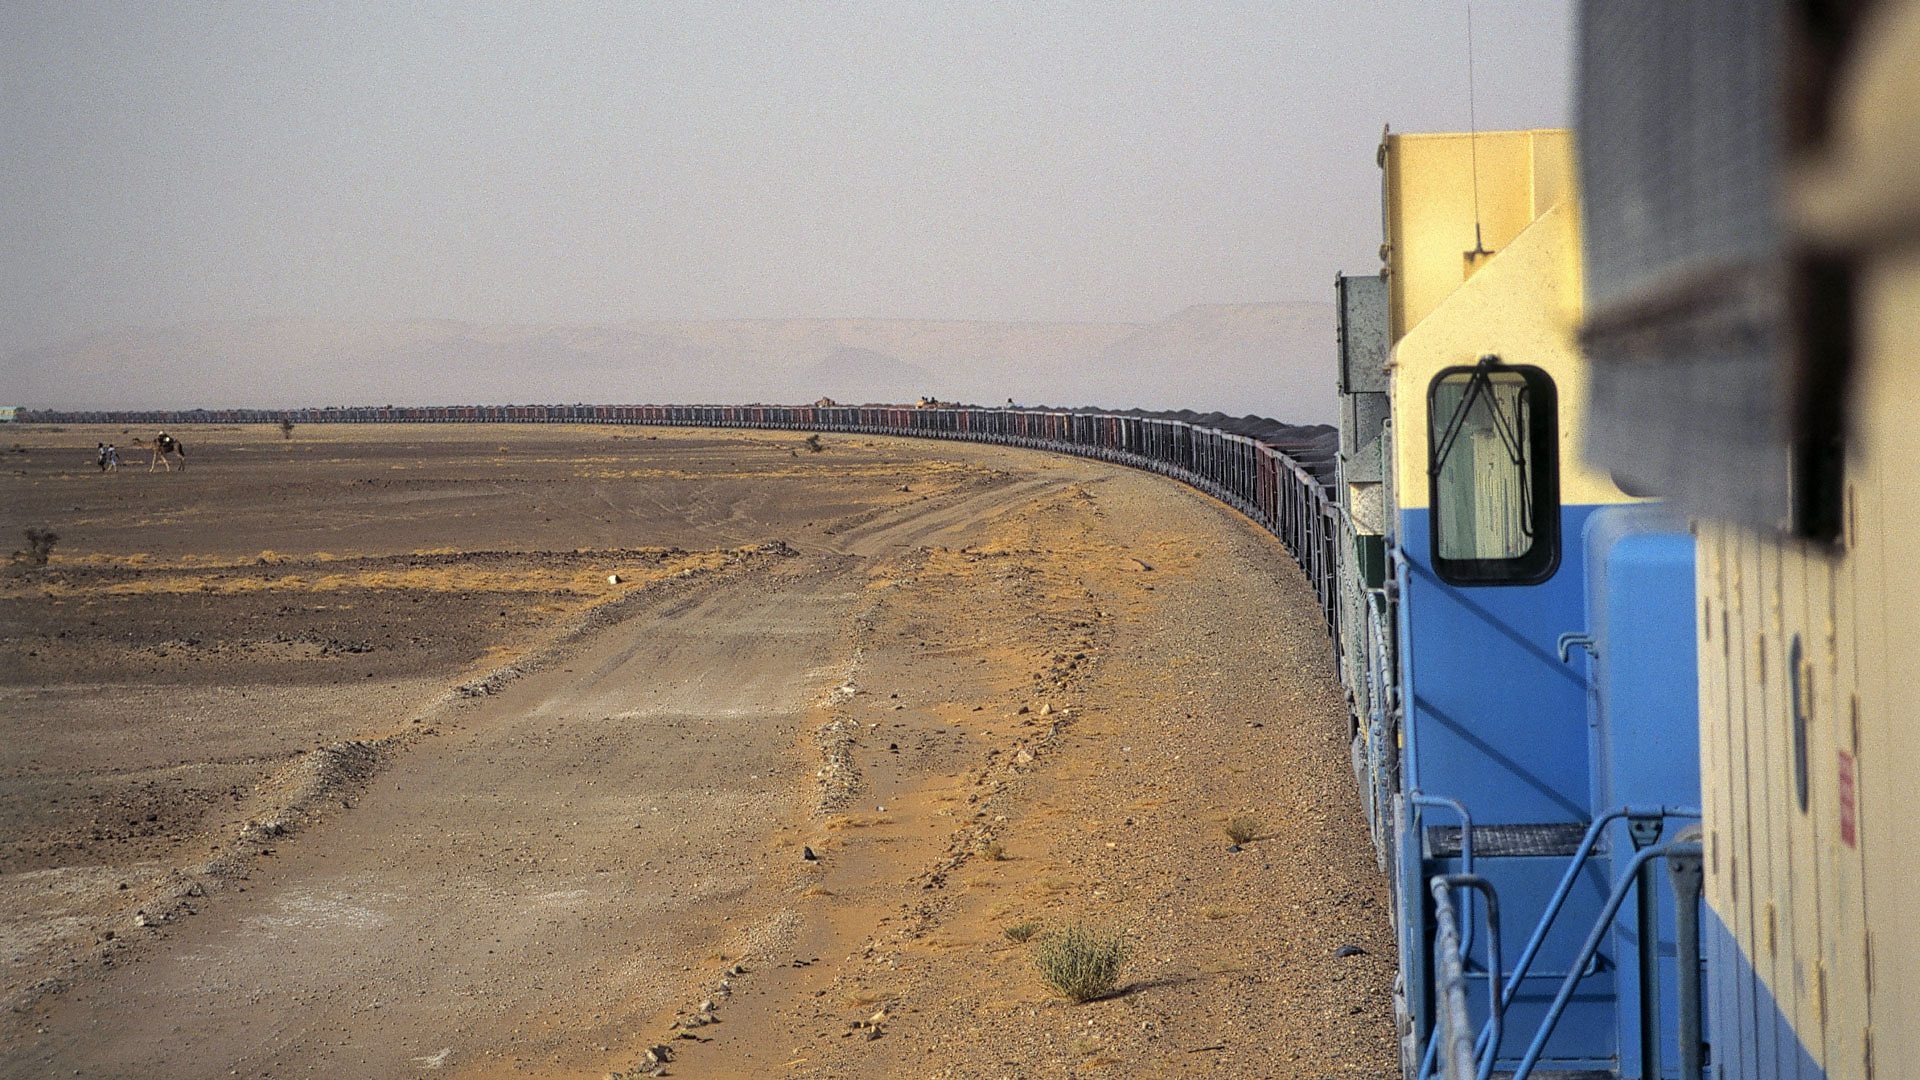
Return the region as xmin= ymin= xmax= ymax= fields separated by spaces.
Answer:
xmin=804 ymin=433 xmax=824 ymax=453
xmin=1003 ymin=920 xmax=1041 ymax=943
xmin=280 ymin=418 xmax=295 ymax=440
xmin=1033 ymin=923 xmax=1128 ymax=1002
xmin=1224 ymin=815 xmax=1263 ymax=845
xmin=13 ymin=527 xmax=58 ymax=567
xmin=977 ymin=839 xmax=1008 ymax=861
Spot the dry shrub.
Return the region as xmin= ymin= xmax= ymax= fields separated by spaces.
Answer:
xmin=977 ymin=839 xmax=1008 ymax=861
xmin=1224 ymin=815 xmax=1263 ymax=845
xmin=1033 ymin=923 xmax=1128 ymax=1002
xmin=12 ymin=528 xmax=57 ymax=567
xmin=1003 ymin=920 xmax=1041 ymax=943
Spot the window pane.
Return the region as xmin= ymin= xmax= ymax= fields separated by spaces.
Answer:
xmin=1432 ymin=372 xmax=1534 ymax=561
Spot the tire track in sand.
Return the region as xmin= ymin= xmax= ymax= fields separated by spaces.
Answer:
xmin=5 ymin=469 xmax=1071 ymax=1079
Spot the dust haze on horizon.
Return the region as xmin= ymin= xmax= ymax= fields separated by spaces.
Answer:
xmin=2 ymin=2 xmax=1572 ymax=418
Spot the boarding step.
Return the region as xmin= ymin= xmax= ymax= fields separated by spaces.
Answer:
xmin=1490 ymin=1072 xmax=1612 ymax=1080
xmin=1423 ymin=822 xmax=1590 ymax=859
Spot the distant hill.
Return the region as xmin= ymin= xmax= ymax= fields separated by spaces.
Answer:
xmin=804 ymin=346 xmax=934 ymax=404
xmin=5 ymin=302 xmax=1337 ymax=425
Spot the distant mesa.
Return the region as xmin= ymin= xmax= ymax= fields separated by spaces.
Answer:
xmin=9 ymin=302 xmax=1337 ymax=426
xmin=804 ymin=346 xmax=931 ymax=404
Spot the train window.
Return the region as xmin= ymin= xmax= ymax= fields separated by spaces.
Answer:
xmin=1427 ymin=358 xmax=1560 ymax=585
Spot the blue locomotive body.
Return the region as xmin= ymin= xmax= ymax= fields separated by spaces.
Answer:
xmin=1341 ymin=126 xmax=1710 ymax=1078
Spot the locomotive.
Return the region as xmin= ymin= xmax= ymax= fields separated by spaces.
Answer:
xmin=1336 ymin=124 xmax=1704 ymax=1079
xmin=1346 ymin=5 xmax=1915 ymax=1076
xmin=1569 ymin=4 xmax=1919 ymax=1079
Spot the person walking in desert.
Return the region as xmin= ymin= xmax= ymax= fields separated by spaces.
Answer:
xmin=149 ymin=431 xmax=186 ymax=471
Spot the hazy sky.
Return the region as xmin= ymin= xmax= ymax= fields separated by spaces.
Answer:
xmin=3 ymin=2 xmax=1571 ymax=352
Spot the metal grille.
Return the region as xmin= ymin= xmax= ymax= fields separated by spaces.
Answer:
xmin=1580 ymin=1 xmax=1780 ymax=299
xmin=1577 ymin=0 xmax=1794 ymax=531
xmin=1424 ymin=823 xmax=1590 ymax=859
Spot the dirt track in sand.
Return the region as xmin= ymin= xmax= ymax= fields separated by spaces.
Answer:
xmin=1 ymin=424 xmax=1393 ymax=1078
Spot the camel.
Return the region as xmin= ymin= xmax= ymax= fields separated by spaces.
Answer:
xmin=149 ymin=432 xmax=186 ymax=472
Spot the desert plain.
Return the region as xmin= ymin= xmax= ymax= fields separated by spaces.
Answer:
xmin=1 ymin=423 xmax=1392 ymax=1078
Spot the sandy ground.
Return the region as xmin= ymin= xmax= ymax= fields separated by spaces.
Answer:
xmin=0 ymin=424 xmax=1392 ymax=1078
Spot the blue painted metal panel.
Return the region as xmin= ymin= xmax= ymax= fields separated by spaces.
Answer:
xmin=1394 ymin=793 xmax=1429 ymax=1069
xmin=1584 ymin=508 xmax=1701 ymax=814
xmin=1393 ymin=503 xmax=1621 ymax=1075
xmin=1582 ymin=506 xmax=1701 ymax=1079
xmin=1397 ymin=505 xmax=1602 ymax=822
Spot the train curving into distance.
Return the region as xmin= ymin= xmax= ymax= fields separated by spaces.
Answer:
xmin=21 ymin=5 xmax=1915 ymax=1077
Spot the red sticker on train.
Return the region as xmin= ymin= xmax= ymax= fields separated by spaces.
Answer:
xmin=1837 ymin=750 xmax=1857 ymax=848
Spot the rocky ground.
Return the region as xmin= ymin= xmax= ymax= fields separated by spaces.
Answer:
xmin=0 ymin=423 xmax=1391 ymax=1078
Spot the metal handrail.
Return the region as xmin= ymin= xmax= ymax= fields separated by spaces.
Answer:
xmin=1409 ymin=794 xmax=1476 ymax=958
xmin=1418 ymin=803 xmax=1702 ymax=1080
xmin=1430 ymin=874 xmax=1505 ymax=1080
xmin=1429 ymin=881 xmax=1479 ymax=1080
xmin=1473 ymin=804 xmax=1700 ymax=1062
xmin=1410 ymin=794 xmax=1476 ymax=1080
xmin=1509 ymin=838 xmax=1704 ymax=1080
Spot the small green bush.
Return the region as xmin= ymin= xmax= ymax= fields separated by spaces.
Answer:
xmin=1033 ymin=923 xmax=1128 ymax=1002
xmin=1004 ymin=920 xmax=1041 ymax=943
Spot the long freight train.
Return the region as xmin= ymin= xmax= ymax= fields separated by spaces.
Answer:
xmin=16 ymin=133 xmax=1682 ymax=1080
xmin=19 ymin=5 xmax=1913 ymax=1077
xmin=17 ymin=403 xmax=1348 ymax=633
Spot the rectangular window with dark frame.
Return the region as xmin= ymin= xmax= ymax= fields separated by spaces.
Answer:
xmin=1427 ymin=360 xmax=1560 ymax=585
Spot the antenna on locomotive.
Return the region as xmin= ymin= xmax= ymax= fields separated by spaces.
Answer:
xmin=1462 ymin=0 xmax=1493 ymax=277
